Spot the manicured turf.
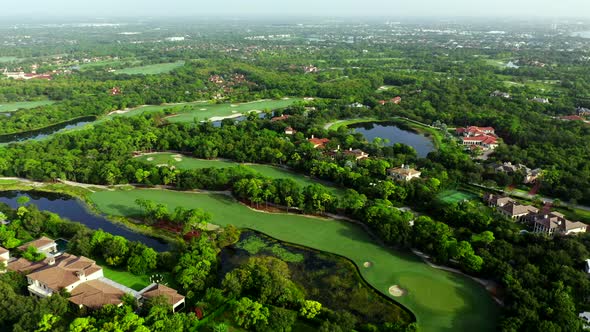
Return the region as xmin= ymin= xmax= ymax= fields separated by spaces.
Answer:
xmin=100 ymin=264 xmax=151 ymax=291
xmin=0 ymin=100 xmax=55 ymax=113
xmin=0 ymin=179 xmax=19 ymax=185
xmin=438 ymin=190 xmax=476 ymax=204
xmin=90 ymin=189 xmax=499 ymax=332
xmin=116 ymin=61 xmax=185 ymax=75
xmin=0 ymin=56 xmax=19 ymax=63
xmin=136 ymin=152 xmax=343 ymax=195
xmin=166 ymin=98 xmax=302 ymax=123
xmin=326 ymin=118 xmax=380 ymax=130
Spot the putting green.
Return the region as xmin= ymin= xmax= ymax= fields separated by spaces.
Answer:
xmin=136 ymin=152 xmax=343 ymax=196
xmin=89 ymin=189 xmax=499 ymax=332
xmin=437 ymin=190 xmax=476 ymax=204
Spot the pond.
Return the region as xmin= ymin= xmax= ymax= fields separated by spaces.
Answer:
xmin=349 ymin=121 xmax=435 ymax=157
xmin=0 ymin=116 xmax=96 ymax=144
xmin=0 ymin=191 xmax=170 ymax=251
xmin=219 ymin=231 xmax=413 ymax=326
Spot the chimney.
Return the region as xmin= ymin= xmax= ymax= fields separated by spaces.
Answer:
xmin=48 ymin=257 xmax=56 ymax=266
xmin=337 ymin=145 xmax=340 ymax=151
xmin=311 ymin=134 xmax=314 ymax=139
xmin=349 ymin=147 xmax=352 ymax=151
xmin=76 ymin=270 xmax=85 ymax=279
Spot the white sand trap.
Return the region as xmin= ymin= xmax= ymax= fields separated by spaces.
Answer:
xmin=200 ymin=108 xmax=207 ymax=111
xmin=147 ymin=157 xmax=154 ymax=161
xmin=231 ymin=104 xmax=238 ymax=107
xmin=363 ymin=261 xmax=373 ymax=268
xmin=282 ymin=97 xmax=290 ymax=100
xmin=174 ymin=157 xmax=182 ymax=162
xmin=388 ymin=285 xmax=407 ymax=297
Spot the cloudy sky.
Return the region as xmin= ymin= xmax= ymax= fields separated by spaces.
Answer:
xmin=3 ymin=0 xmax=590 ymax=18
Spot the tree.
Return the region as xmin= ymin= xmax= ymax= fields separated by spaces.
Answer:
xmin=232 ymin=297 xmax=269 ymax=329
xmin=127 ymin=247 xmax=158 ymax=275
xmin=35 ymin=314 xmax=59 ymax=332
xmin=300 ymin=300 xmax=322 ymax=319
xmin=103 ymin=236 xmax=129 ymax=266
xmin=17 ymin=196 xmax=30 ymax=206
xmin=22 ymin=245 xmax=45 ymax=262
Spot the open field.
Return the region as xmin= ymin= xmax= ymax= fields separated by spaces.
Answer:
xmin=437 ymin=190 xmax=477 ymax=204
xmin=90 ymin=189 xmax=499 ymax=332
xmin=0 ymin=56 xmax=19 ymax=63
xmin=0 ymin=100 xmax=55 ymax=113
xmin=166 ymin=98 xmax=303 ymax=123
xmin=136 ymin=152 xmax=344 ymax=196
xmin=116 ymin=61 xmax=185 ymax=75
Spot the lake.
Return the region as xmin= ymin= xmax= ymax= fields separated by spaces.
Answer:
xmin=0 ymin=116 xmax=96 ymax=144
xmin=0 ymin=191 xmax=170 ymax=251
xmin=349 ymin=122 xmax=435 ymax=157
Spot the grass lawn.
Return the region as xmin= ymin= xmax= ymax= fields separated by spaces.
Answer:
xmin=166 ymin=98 xmax=303 ymax=123
xmin=116 ymin=61 xmax=185 ymax=75
xmin=438 ymin=190 xmax=477 ymax=204
xmin=0 ymin=100 xmax=55 ymax=113
xmin=100 ymin=264 xmax=151 ymax=291
xmin=90 ymin=189 xmax=499 ymax=332
xmin=0 ymin=179 xmax=18 ymax=185
xmin=136 ymin=152 xmax=344 ymax=196
xmin=0 ymin=56 xmax=19 ymax=63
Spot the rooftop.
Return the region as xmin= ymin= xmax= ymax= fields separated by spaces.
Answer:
xmin=69 ymin=279 xmax=125 ymax=310
xmin=26 ymin=254 xmax=101 ymax=290
xmin=141 ymin=283 xmax=185 ymax=306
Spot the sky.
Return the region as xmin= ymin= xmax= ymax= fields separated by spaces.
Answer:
xmin=3 ymin=0 xmax=590 ymax=18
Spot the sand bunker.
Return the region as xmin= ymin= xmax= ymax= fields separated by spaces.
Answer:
xmin=200 ymin=108 xmax=207 ymax=111
xmin=388 ymin=285 xmax=407 ymax=297
xmin=363 ymin=261 xmax=373 ymax=268
xmin=174 ymin=158 xmax=182 ymax=162
xmin=147 ymin=157 xmax=154 ymax=161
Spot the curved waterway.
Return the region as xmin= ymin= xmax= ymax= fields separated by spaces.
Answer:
xmin=349 ymin=121 xmax=435 ymax=157
xmin=0 ymin=116 xmax=96 ymax=144
xmin=0 ymin=191 xmax=170 ymax=251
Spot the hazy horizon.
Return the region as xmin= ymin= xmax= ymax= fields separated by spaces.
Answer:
xmin=2 ymin=0 xmax=590 ymax=19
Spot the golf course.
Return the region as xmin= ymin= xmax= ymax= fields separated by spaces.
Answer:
xmin=136 ymin=152 xmax=344 ymax=195
xmin=0 ymin=100 xmax=55 ymax=113
xmin=116 ymin=61 xmax=186 ymax=75
xmin=89 ymin=188 xmax=499 ymax=332
xmin=108 ymin=98 xmax=303 ymax=123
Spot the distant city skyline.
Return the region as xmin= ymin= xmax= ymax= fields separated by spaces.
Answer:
xmin=2 ymin=0 xmax=590 ymax=19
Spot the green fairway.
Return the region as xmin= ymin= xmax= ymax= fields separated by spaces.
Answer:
xmin=437 ymin=190 xmax=477 ymax=204
xmin=116 ymin=61 xmax=185 ymax=75
xmin=0 ymin=100 xmax=55 ymax=113
xmin=136 ymin=152 xmax=344 ymax=196
xmin=90 ymin=189 xmax=499 ymax=332
xmin=166 ymin=98 xmax=302 ymax=123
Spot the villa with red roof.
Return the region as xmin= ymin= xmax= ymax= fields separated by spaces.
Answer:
xmin=308 ymin=135 xmax=330 ymax=149
xmin=456 ymin=126 xmax=499 ymax=151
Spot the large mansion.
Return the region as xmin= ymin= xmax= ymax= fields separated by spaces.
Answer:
xmin=484 ymin=194 xmax=588 ymax=236
xmin=456 ymin=126 xmax=499 ymax=151
xmin=2 ymin=237 xmax=184 ymax=312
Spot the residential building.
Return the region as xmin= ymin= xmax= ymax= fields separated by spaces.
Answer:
xmin=483 ymin=193 xmax=538 ymax=221
xmin=6 ymin=237 xmax=184 ymax=311
xmin=491 ymin=162 xmax=543 ymax=184
xmin=271 ymin=115 xmax=290 ymax=122
xmin=584 ymin=259 xmax=590 ymax=274
xmin=531 ymin=97 xmax=550 ymax=104
xmin=348 ymin=102 xmax=368 ymax=109
xmin=577 ymin=107 xmax=590 ymax=116
xmin=308 ymin=135 xmax=330 ymax=149
xmin=139 ymin=283 xmax=185 ymax=312
xmin=531 ymin=211 xmax=588 ymax=236
xmin=24 ymin=254 xmax=104 ymax=298
xmin=0 ymin=246 xmax=8 ymax=270
xmin=284 ymin=127 xmax=296 ymax=135
xmin=342 ymin=148 xmax=369 ymax=160
xmin=18 ymin=236 xmax=58 ymax=256
xmin=490 ymin=90 xmax=510 ymax=99
xmin=388 ymin=165 xmax=421 ymax=181
xmin=579 ymin=312 xmax=590 ymax=330
xmin=391 ymin=96 xmax=402 ymax=104
xmin=456 ymin=126 xmax=498 ymax=151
